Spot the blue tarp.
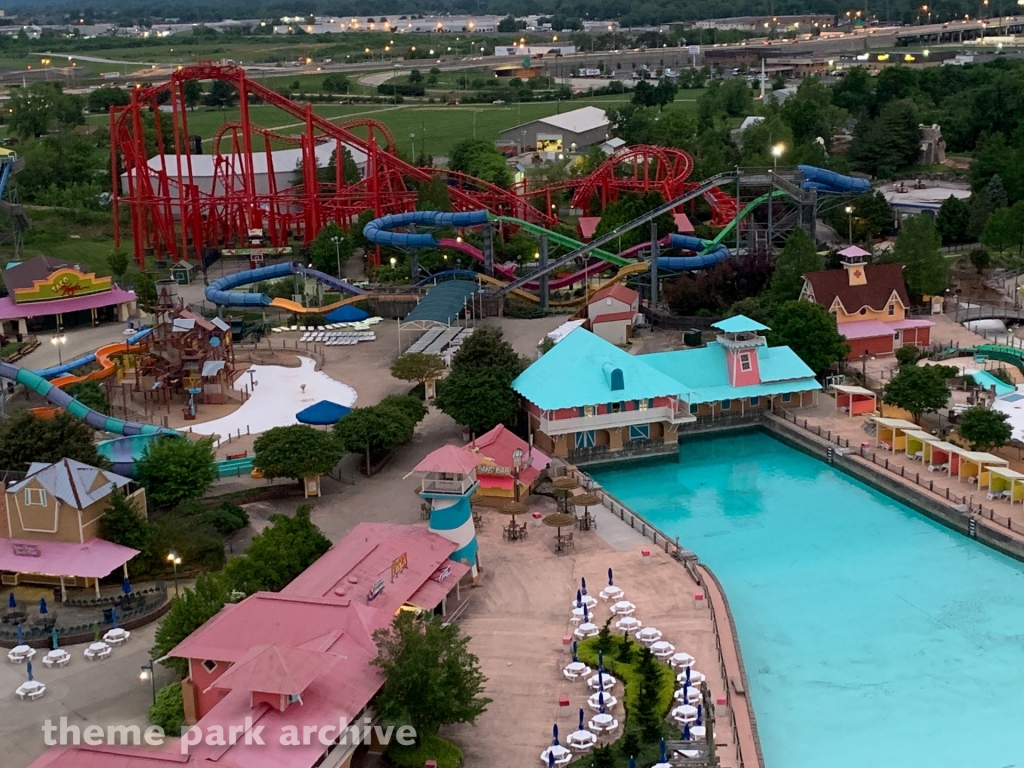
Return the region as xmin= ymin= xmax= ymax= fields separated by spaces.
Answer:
xmin=325 ymin=305 xmax=370 ymax=323
xmin=295 ymin=400 xmax=352 ymax=425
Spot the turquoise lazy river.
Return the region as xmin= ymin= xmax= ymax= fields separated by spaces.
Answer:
xmin=590 ymin=430 xmax=1024 ymax=768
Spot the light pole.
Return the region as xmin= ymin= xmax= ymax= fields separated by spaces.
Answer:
xmin=140 ymin=660 xmax=157 ymax=705
xmin=512 ymin=448 xmax=524 ymax=503
xmin=330 ymin=235 xmax=344 ymax=277
xmin=845 ymin=205 xmax=854 ymax=243
xmin=410 ymin=132 xmax=416 ymax=159
xmin=50 ymin=334 xmax=66 ymax=366
xmin=771 ymin=143 xmax=784 ymax=170
xmin=167 ymin=550 xmax=182 ymax=596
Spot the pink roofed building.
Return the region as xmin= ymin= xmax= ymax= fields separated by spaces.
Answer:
xmin=27 ymin=522 xmax=469 ymax=768
xmin=467 ymin=424 xmax=550 ymax=503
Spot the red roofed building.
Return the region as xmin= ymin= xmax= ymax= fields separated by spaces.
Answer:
xmin=800 ymin=247 xmax=933 ymax=359
xmin=27 ymin=522 xmax=469 ymax=768
xmin=467 ymin=424 xmax=551 ymax=502
xmin=587 ymin=284 xmax=640 ymax=346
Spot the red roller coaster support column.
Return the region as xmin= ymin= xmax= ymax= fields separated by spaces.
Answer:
xmin=302 ymin=103 xmax=319 ymax=245
xmin=170 ymin=79 xmax=188 ymax=263
xmin=238 ymin=75 xmax=258 ymax=234
xmin=110 ymin=108 xmax=120 ymax=251
xmin=176 ymin=75 xmax=200 ymax=261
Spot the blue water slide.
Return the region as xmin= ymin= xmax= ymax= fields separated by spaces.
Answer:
xmin=413 ymin=269 xmax=481 ymax=286
xmin=34 ymin=327 xmax=154 ymax=380
xmin=799 ymin=165 xmax=872 ymax=194
xmin=656 ymin=234 xmax=732 ymax=271
xmin=362 ymin=210 xmax=490 ymax=249
xmin=0 ymin=162 xmax=13 ymax=201
xmin=295 ymin=266 xmax=368 ymax=296
xmin=206 ymin=262 xmax=294 ymax=307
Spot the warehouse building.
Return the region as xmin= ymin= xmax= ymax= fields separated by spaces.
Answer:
xmin=498 ymin=106 xmax=610 ymax=158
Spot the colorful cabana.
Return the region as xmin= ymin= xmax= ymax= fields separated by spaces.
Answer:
xmin=873 ymin=417 xmax=920 ymax=451
xmin=903 ymin=430 xmax=938 ymax=462
xmin=986 ymin=466 xmax=1024 ymax=503
xmin=957 ymin=450 xmax=1009 ymax=485
xmin=834 ymin=384 xmax=877 ymax=417
xmin=924 ymin=440 xmax=959 ymax=473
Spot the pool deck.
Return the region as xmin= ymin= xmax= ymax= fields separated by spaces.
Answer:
xmin=448 ymin=491 xmax=743 ymax=768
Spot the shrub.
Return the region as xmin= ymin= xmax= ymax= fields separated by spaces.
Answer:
xmin=894 ymin=344 xmax=921 ymax=367
xmin=149 ymin=683 xmax=185 ymax=735
xmin=577 ymin=636 xmax=674 ymax=719
xmin=198 ymin=502 xmax=250 ymax=535
xmin=386 ymin=734 xmax=463 ymax=768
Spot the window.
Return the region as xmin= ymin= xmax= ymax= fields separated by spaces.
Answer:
xmin=23 ymin=488 xmax=46 ymax=506
xmin=202 ymin=660 xmax=218 ymax=673
xmin=749 ymin=396 xmax=759 ymax=406
xmin=575 ymin=431 xmax=596 ymax=449
xmin=781 ymin=392 xmax=792 ymax=403
xmin=721 ymin=400 xmax=731 ymax=411
xmin=887 ymin=303 xmax=895 ymax=316
xmin=739 ymin=352 xmax=752 ymax=372
xmin=583 ymin=405 xmax=595 ymax=418
xmin=690 ymin=402 xmax=699 ymax=415
xmin=610 ymin=402 xmax=622 ymax=413
xmin=637 ymin=398 xmax=649 ymax=411
xmin=628 ymin=424 xmax=649 ymax=442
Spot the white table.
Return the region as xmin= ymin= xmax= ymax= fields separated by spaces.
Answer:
xmin=586 ymin=673 xmax=617 ymax=691
xmin=651 ymin=640 xmax=675 ymax=659
xmin=539 ymin=745 xmax=572 ymax=766
xmin=615 ymin=616 xmax=642 ymax=634
xmin=676 ymin=669 xmax=706 ymax=686
xmin=16 ymin=680 xmax=45 ymax=701
xmin=562 ymin=662 xmax=591 ymax=681
xmin=567 ymin=730 xmax=597 ymax=751
xmin=84 ymin=642 xmax=111 ymax=661
xmin=588 ymin=713 xmax=618 ymax=733
xmin=675 ymin=748 xmax=701 ymax=759
xmin=671 ymin=704 xmax=698 ymax=725
xmin=675 ymin=686 xmax=701 ymax=706
xmin=7 ymin=645 xmax=35 ymax=663
xmin=610 ymin=600 xmax=636 ymax=616
xmin=570 ymin=607 xmax=591 ymax=625
xmin=587 ymin=691 xmax=618 ymax=711
xmin=103 ymin=628 xmax=130 ymax=646
xmin=669 ymin=652 xmax=696 ymax=670
xmin=574 ymin=622 xmax=599 ymax=640
xmin=689 ymin=725 xmax=710 ymax=741
xmin=573 ymin=595 xmax=598 ymax=611
xmin=637 ymin=626 xmax=663 ymax=645
xmin=42 ymin=649 xmax=70 ymax=668
xmin=599 ymin=585 xmax=624 ymax=602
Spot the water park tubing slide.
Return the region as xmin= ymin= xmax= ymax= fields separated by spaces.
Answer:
xmin=204 ymin=262 xmax=368 ymax=313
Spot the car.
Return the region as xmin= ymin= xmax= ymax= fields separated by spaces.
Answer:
xmin=492 ymin=99 xmax=505 ymax=104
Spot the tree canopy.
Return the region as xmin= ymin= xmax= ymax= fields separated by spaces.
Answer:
xmin=136 ymin=436 xmax=217 ymax=509
xmin=886 ymin=215 xmax=947 ymax=297
xmin=447 ymin=139 xmax=512 ymax=189
xmin=770 ymin=228 xmax=821 ymax=303
xmin=768 ymin=301 xmax=849 ymax=375
xmin=372 ymin=612 xmax=491 ymax=738
xmin=0 ymin=411 xmax=107 ymax=471
xmin=957 ymin=405 xmax=1013 ymax=451
xmin=307 ymin=222 xmax=354 ymax=277
xmin=8 ymin=82 xmax=84 ymax=139
xmin=882 ymin=364 xmax=957 ymax=423
xmin=391 ymin=352 xmax=446 ymax=387
xmin=253 ymin=424 xmax=345 ymax=481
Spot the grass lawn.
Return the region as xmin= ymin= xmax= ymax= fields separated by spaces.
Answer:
xmin=13 ymin=209 xmax=122 ymax=277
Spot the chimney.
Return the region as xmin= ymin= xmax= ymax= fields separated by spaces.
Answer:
xmin=841 ymin=249 xmax=868 ymax=287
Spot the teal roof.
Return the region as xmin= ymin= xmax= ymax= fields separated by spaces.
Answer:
xmin=644 ymin=343 xmax=820 ymax=404
xmin=511 ymin=328 xmax=684 ymax=411
xmin=402 ymin=280 xmax=478 ymax=326
xmin=711 ymin=315 xmax=770 ymax=334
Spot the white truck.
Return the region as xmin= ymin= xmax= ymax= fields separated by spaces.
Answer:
xmin=577 ymin=68 xmax=602 ymax=77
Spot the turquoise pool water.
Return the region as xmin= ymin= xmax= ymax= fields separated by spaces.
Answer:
xmin=590 ymin=430 xmax=1024 ymax=768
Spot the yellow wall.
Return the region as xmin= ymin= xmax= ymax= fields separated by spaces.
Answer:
xmin=832 ymin=295 xmax=905 ymax=324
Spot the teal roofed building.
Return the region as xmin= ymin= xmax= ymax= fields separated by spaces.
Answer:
xmin=512 ymin=317 xmax=820 ymax=461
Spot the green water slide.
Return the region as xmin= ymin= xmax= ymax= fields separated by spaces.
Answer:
xmin=491 ymin=215 xmax=629 ymax=267
xmin=974 ymin=344 xmax=1024 ymax=375
xmin=703 ymin=189 xmax=789 ymax=250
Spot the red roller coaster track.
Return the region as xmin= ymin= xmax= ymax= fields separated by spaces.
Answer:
xmin=111 ymin=64 xmax=737 ymax=267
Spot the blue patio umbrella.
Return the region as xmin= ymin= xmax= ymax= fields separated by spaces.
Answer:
xmin=583 ymin=604 xmax=589 ymax=624
xmin=572 ymin=641 xmax=578 ymax=663
xmin=39 ymin=598 xmax=47 ymax=615
xmin=598 ymin=692 xmax=606 ymax=714
xmin=683 ymin=723 xmax=692 ymax=741
xmin=26 ymin=660 xmax=33 ymax=681
xmin=576 ymin=589 xmax=582 ymax=608
xmin=682 ymin=681 xmax=689 ymax=704
xmin=607 ymin=567 xmax=614 ymax=586
xmin=598 ymin=669 xmax=604 ymax=692
xmin=552 ymin=723 xmax=559 ymax=746
xmin=122 ymin=576 xmax=132 ymax=595
xmin=578 ymin=708 xmax=585 ymax=731
xmin=685 ymin=666 xmax=691 ymax=684
xmin=598 ymin=650 xmax=604 ymax=672
xmin=696 ymin=705 xmax=703 ymax=726
xmin=581 ymin=577 xmax=587 ymax=595
xmin=51 ymin=628 xmax=59 ymax=651
xmin=16 ymin=623 xmax=23 ymax=645
xmin=548 ymin=750 xmax=555 ymax=768
xmin=629 ymin=756 xmax=636 ymax=768
xmin=111 ymin=609 xmax=118 ymax=630
xmin=660 ymin=738 xmax=667 ymax=762
xmin=8 ymin=592 xmax=15 ymax=609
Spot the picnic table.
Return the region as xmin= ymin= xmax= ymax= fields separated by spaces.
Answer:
xmin=671 ymin=704 xmax=698 ymax=726
xmin=669 ymin=652 xmax=697 ymax=670
xmin=674 ymin=686 xmax=702 ymax=706
xmin=587 ymin=691 xmax=618 ymax=710
xmin=562 ymin=661 xmax=591 ymax=681
xmin=16 ymin=680 xmax=45 ymax=701
xmin=539 ymin=745 xmax=572 ymax=766
xmin=588 ymin=713 xmax=618 ymax=733
xmin=599 ymin=585 xmax=624 ymax=602
xmin=103 ymin=628 xmax=130 ymax=646
xmin=573 ymin=622 xmax=599 ymax=640
xmin=651 ymin=640 xmax=676 ymax=659
xmin=586 ymin=673 xmax=617 ymax=691
xmin=7 ymin=645 xmax=35 ymax=663
xmin=42 ymin=649 xmax=70 ymax=668
xmin=637 ymin=626 xmax=663 ymax=646
xmin=84 ymin=642 xmax=111 ymax=661
xmin=615 ymin=616 xmax=642 ymax=634
xmin=610 ymin=600 xmax=636 ymax=616
xmin=567 ymin=730 xmax=597 ymax=751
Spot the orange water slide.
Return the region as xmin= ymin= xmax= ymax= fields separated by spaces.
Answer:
xmin=49 ymin=341 xmax=148 ymax=388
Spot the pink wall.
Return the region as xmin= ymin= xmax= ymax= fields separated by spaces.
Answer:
xmin=188 ymin=657 xmax=233 ymax=719
xmin=726 ymin=349 xmax=761 ymax=387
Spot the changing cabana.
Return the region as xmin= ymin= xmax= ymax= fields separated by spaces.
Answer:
xmin=957 ymin=450 xmax=1009 ymax=485
xmin=903 ymin=430 xmax=938 ymax=462
xmin=985 ymin=466 xmax=1024 ymax=502
xmin=873 ymin=417 xmax=919 ymax=451
xmin=834 ymin=385 xmax=877 ymax=417
xmin=924 ymin=441 xmax=959 ymax=473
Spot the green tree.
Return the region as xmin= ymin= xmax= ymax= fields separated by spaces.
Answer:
xmin=935 ymin=195 xmax=971 ymax=246
xmin=149 ymin=683 xmax=185 ymax=734
xmin=334 ymin=404 xmax=417 ymax=471
xmin=969 ymin=248 xmax=992 ymax=273
xmin=107 ymin=247 xmax=131 ymax=285
xmin=223 ymin=506 xmax=330 ymax=595
xmin=204 ymin=80 xmax=238 ymax=108
xmin=0 ymin=411 xmax=107 ymax=471
xmin=849 ymin=99 xmax=921 ymax=178
xmin=895 ymin=344 xmax=922 ymax=368
xmin=883 ymin=364 xmax=957 ymax=423
xmin=65 ymin=380 xmax=110 ymax=415
xmin=152 ymin=572 xmax=230 ymax=674
xmin=372 ymin=612 xmax=491 ymax=739
xmin=8 ymin=83 xmax=85 ymax=139
xmin=957 ymin=405 xmax=1013 ymax=450
xmin=770 ymin=228 xmax=821 ymax=302
xmin=133 ymin=271 xmax=159 ymax=314
xmin=497 ymin=15 xmax=521 ymax=33
xmin=390 ymin=352 xmax=446 ymax=387
xmin=408 ymin=69 xmax=423 ymax=84
xmin=769 ymin=301 xmax=850 ymax=375
xmin=321 ymin=73 xmax=350 ymax=93
xmin=87 ymin=86 xmax=130 ymax=113
xmin=417 ymin=176 xmax=452 ymax=212
xmin=136 ymin=436 xmax=217 ymax=509
xmin=378 ymin=394 xmax=429 ymax=425
xmin=308 ymin=222 xmax=354 ymax=276
xmin=448 ymin=139 xmax=512 ymax=188
xmin=183 ymin=80 xmax=202 ymax=111
xmin=780 ymin=77 xmax=845 ymax=148
xmin=887 ymin=215 xmax=946 ymax=296
xmin=101 ymin=489 xmax=152 ymax=552
xmin=985 ymin=174 xmax=1009 ymax=209
xmin=253 ymin=424 xmax=344 ymax=481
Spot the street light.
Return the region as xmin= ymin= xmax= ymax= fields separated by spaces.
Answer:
xmin=410 ymin=132 xmax=416 ymax=159
xmin=50 ymin=334 xmax=66 ymax=365
xmin=167 ymin=550 xmax=182 ymax=596
xmin=140 ymin=660 xmax=157 ymax=705
xmin=330 ymin=235 xmax=344 ymax=277
xmin=512 ymin=448 xmax=524 ymax=503
xmin=845 ymin=205 xmax=854 ymax=243
xmin=771 ymin=143 xmax=784 ymax=169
